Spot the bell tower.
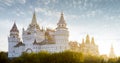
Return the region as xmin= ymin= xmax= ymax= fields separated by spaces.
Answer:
xmin=8 ymin=22 xmax=20 ymax=57
xmin=55 ymin=12 xmax=69 ymax=52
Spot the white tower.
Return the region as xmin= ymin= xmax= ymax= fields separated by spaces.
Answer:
xmin=8 ymin=22 xmax=20 ymax=57
xmin=109 ymin=44 xmax=116 ymax=58
xmin=55 ymin=12 xmax=69 ymax=52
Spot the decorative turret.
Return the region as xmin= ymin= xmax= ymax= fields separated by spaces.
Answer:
xmin=10 ymin=22 xmax=19 ymax=38
xmin=91 ymin=37 xmax=95 ymax=45
xmin=109 ymin=44 xmax=116 ymax=58
xmin=56 ymin=12 xmax=67 ymax=30
xmin=85 ymin=34 xmax=90 ymax=44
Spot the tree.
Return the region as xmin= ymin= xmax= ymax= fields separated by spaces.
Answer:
xmin=0 ymin=52 xmax=9 ymax=63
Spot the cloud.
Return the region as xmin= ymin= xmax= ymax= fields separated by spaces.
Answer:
xmin=0 ymin=6 xmax=5 ymax=10
xmin=51 ymin=0 xmax=57 ymax=3
xmin=35 ymin=7 xmax=60 ymax=17
xmin=1 ymin=0 xmax=13 ymax=6
xmin=11 ymin=8 xmax=25 ymax=16
xmin=35 ymin=7 xmax=46 ymax=13
xmin=36 ymin=0 xmax=57 ymax=5
xmin=15 ymin=11 xmax=25 ymax=16
xmin=0 ymin=0 xmax=26 ymax=6
xmin=44 ymin=0 xmax=50 ymax=5
xmin=18 ymin=0 xmax=26 ymax=4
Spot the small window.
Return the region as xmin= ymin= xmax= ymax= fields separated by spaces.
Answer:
xmin=27 ymin=32 xmax=31 ymax=35
xmin=13 ymin=36 xmax=15 ymax=38
xmin=62 ymin=24 xmax=64 ymax=27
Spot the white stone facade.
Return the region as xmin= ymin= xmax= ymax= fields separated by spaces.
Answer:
xmin=8 ymin=12 xmax=69 ymax=57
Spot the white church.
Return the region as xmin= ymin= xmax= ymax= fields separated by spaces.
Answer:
xmin=8 ymin=12 xmax=69 ymax=57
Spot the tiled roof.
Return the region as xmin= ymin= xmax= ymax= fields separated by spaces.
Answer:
xmin=14 ymin=42 xmax=25 ymax=47
xmin=10 ymin=22 xmax=19 ymax=32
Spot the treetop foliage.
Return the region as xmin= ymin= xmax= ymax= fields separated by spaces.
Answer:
xmin=0 ymin=51 xmax=120 ymax=63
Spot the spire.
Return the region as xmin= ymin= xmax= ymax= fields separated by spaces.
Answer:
xmin=31 ymin=11 xmax=37 ymax=25
xmin=109 ymin=44 xmax=116 ymax=58
xmin=91 ymin=37 xmax=95 ymax=44
xmin=85 ymin=34 xmax=90 ymax=44
xmin=10 ymin=22 xmax=19 ymax=32
xmin=57 ymin=12 xmax=66 ymax=25
xmin=56 ymin=12 xmax=67 ymax=29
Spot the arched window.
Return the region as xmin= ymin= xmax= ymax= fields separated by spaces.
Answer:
xmin=13 ymin=36 xmax=15 ymax=38
xmin=26 ymin=48 xmax=33 ymax=53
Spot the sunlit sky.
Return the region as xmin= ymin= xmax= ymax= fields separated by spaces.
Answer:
xmin=0 ymin=0 xmax=120 ymax=56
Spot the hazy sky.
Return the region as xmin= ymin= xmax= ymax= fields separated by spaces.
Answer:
xmin=0 ymin=0 xmax=120 ymax=56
